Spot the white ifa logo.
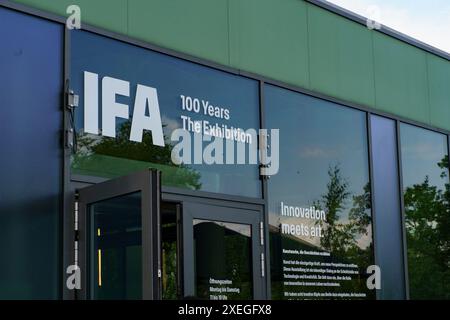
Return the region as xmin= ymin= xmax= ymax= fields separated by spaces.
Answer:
xmin=83 ymin=71 xmax=165 ymax=147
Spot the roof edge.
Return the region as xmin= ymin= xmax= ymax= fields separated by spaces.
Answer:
xmin=306 ymin=0 xmax=450 ymax=61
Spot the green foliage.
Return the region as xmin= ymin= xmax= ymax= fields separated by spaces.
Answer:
xmin=315 ymin=165 xmax=372 ymax=261
xmin=404 ymin=155 xmax=450 ymax=299
xmin=162 ymin=241 xmax=177 ymax=300
xmin=310 ymin=165 xmax=374 ymax=298
xmin=73 ymin=120 xmax=202 ymax=190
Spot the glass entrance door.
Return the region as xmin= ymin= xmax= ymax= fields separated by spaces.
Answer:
xmin=182 ymin=202 xmax=266 ymax=300
xmin=76 ymin=169 xmax=161 ymax=300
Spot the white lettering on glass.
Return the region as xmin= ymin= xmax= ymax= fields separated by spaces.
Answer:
xmin=83 ymin=71 xmax=165 ymax=147
xmin=102 ymin=76 xmax=130 ymax=138
xmin=130 ymin=85 xmax=164 ymax=146
xmin=83 ymin=71 xmax=99 ymax=134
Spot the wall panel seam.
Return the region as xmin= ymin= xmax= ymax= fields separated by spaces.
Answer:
xmin=425 ymin=54 xmax=432 ymax=126
xmin=226 ymin=0 xmax=231 ymax=66
xmin=370 ymin=31 xmax=378 ymax=109
xmin=305 ymin=3 xmax=312 ymax=89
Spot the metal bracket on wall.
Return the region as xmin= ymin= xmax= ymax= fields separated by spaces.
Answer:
xmin=259 ymin=130 xmax=271 ymax=180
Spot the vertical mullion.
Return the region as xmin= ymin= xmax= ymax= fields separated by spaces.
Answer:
xmin=396 ymin=121 xmax=410 ymax=300
xmin=142 ymin=169 xmax=159 ymax=299
xmin=366 ymin=113 xmax=379 ymax=300
xmin=63 ymin=26 xmax=75 ymax=300
xmin=259 ymin=80 xmax=271 ymax=299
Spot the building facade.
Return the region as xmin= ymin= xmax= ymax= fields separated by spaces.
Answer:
xmin=0 ymin=0 xmax=449 ymax=300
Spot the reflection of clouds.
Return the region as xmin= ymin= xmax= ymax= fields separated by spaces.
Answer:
xmin=161 ymin=115 xmax=181 ymax=135
xmin=77 ymin=132 xmax=103 ymax=156
xmin=269 ymin=209 xmax=322 ymax=247
xmin=355 ymin=228 xmax=372 ymax=249
xmin=298 ymin=146 xmax=338 ymax=159
xmin=403 ymin=143 xmax=446 ymax=161
xmin=193 ymin=219 xmax=251 ymax=238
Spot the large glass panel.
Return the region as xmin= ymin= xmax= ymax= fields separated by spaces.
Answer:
xmin=90 ymin=192 xmax=142 ymax=300
xmin=193 ymin=219 xmax=252 ymax=300
xmin=370 ymin=115 xmax=405 ymax=299
xmin=400 ymin=123 xmax=450 ymax=299
xmin=0 ymin=7 xmax=62 ymax=299
xmin=70 ymin=30 xmax=260 ymax=198
xmin=265 ymin=84 xmax=374 ymax=300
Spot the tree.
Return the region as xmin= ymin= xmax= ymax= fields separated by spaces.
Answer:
xmin=73 ymin=120 xmax=202 ymax=189
xmin=313 ymin=164 xmax=374 ymax=297
xmin=403 ymin=155 xmax=450 ymax=299
xmin=315 ymin=165 xmax=372 ymax=259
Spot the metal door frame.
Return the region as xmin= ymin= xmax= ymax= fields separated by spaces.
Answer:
xmin=76 ymin=169 xmax=161 ymax=300
xmin=181 ymin=199 xmax=266 ymax=300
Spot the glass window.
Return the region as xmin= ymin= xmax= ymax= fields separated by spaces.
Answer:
xmin=90 ymin=192 xmax=142 ymax=300
xmin=265 ymin=84 xmax=374 ymax=300
xmin=193 ymin=219 xmax=253 ymax=300
xmin=400 ymin=123 xmax=450 ymax=299
xmin=70 ymin=30 xmax=260 ymax=198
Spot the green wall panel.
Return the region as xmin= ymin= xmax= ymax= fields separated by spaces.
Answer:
xmin=373 ymin=32 xmax=430 ymax=123
xmin=307 ymin=4 xmax=375 ymax=107
xmin=128 ymin=0 xmax=229 ymax=65
xmin=229 ymin=0 xmax=309 ymax=88
xmin=427 ymin=54 xmax=450 ymax=131
xmin=14 ymin=0 xmax=127 ymax=34
xmin=8 ymin=0 xmax=450 ymax=130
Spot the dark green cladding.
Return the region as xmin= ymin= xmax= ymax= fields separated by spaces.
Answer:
xmin=12 ymin=0 xmax=450 ymax=130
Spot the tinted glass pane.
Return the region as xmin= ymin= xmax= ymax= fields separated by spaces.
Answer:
xmin=400 ymin=123 xmax=450 ymax=299
xmin=370 ymin=115 xmax=405 ymax=299
xmin=193 ymin=219 xmax=252 ymax=300
xmin=0 ymin=7 xmax=62 ymax=299
xmin=90 ymin=192 xmax=142 ymax=300
xmin=161 ymin=203 xmax=179 ymax=300
xmin=265 ymin=84 xmax=374 ymax=300
xmin=70 ymin=30 xmax=260 ymax=198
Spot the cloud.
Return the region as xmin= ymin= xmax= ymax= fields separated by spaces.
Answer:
xmin=299 ymin=146 xmax=337 ymax=159
xmin=326 ymin=0 xmax=450 ymax=53
xmin=161 ymin=115 xmax=180 ymax=133
xmin=402 ymin=142 xmax=446 ymax=161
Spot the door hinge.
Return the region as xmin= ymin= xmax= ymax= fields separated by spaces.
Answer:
xmin=74 ymin=199 xmax=79 ymax=233
xmin=260 ymin=221 xmax=264 ymax=246
xmin=74 ymin=199 xmax=79 ymax=271
xmin=65 ymin=128 xmax=74 ymax=150
xmin=261 ymin=253 xmax=265 ymax=278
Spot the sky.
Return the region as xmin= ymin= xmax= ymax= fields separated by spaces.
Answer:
xmin=327 ymin=0 xmax=450 ymax=54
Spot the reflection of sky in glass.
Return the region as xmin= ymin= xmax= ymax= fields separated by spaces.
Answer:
xmin=70 ymin=30 xmax=260 ymax=197
xmin=265 ymin=84 xmax=371 ymax=249
xmin=193 ymin=219 xmax=251 ymax=238
xmin=400 ymin=123 xmax=448 ymax=191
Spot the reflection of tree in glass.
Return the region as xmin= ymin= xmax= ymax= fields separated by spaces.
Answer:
xmin=404 ymin=155 xmax=450 ymax=299
xmin=73 ymin=120 xmax=201 ymax=189
xmin=224 ymin=234 xmax=252 ymax=299
xmin=162 ymin=241 xmax=177 ymax=300
xmin=313 ymin=165 xmax=374 ymax=296
xmin=314 ymin=166 xmax=372 ymax=258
